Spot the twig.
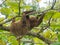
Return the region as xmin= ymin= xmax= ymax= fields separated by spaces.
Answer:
xmin=18 ymin=0 xmax=21 ymax=16
xmin=51 ymin=0 xmax=56 ymax=9
xmin=20 ymin=40 xmax=43 ymax=44
xmin=0 ymin=0 xmax=7 ymax=6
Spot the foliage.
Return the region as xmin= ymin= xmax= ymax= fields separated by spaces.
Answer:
xmin=0 ymin=0 xmax=60 ymax=45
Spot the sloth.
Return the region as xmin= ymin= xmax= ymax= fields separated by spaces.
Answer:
xmin=10 ymin=10 xmax=41 ymax=38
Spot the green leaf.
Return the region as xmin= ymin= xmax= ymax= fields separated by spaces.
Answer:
xmin=0 ymin=8 xmax=11 ymax=16
xmin=8 ymin=36 xmax=18 ymax=45
xmin=44 ymin=10 xmax=56 ymax=20
xmin=57 ymin=34 xmax=60 ymax=42
xmin=52 ymin=12 xmax=60 ymax=18
xmin=51 ymin=42 xmax=60 ymax=45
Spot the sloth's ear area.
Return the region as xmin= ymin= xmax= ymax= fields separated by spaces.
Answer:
xmin=26 ymin=15 xmax=29 ymax=19
xmin=12 ymin=18 xmax=15 ymax=23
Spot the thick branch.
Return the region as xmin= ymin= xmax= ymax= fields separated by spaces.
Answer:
xmin=27 ymin=32 xmax=53 ymax=44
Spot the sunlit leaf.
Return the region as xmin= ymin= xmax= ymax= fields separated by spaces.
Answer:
xmin=36 ymin=0 xmax=41 ymax=2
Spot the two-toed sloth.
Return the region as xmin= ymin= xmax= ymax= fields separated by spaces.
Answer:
xmin=10 ymin=10 xmax=39 ymax=38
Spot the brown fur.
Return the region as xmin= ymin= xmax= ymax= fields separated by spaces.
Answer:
xmin=10 ymin=13 xmax=38 ymax=37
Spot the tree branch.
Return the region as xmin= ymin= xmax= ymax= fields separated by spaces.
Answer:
xmin=18 ymin=0 xmax=21 ymax=16
xmin=0 ymin=0 xmax=7 ymax=6
xmin=27 ymin=32 xmax=53 ymax=44
xmin=51 ymin=0 xmax=56 ymax=9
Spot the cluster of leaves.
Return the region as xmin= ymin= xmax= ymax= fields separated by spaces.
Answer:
xmin=0 ymin=30 xmax=18 ymax=45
